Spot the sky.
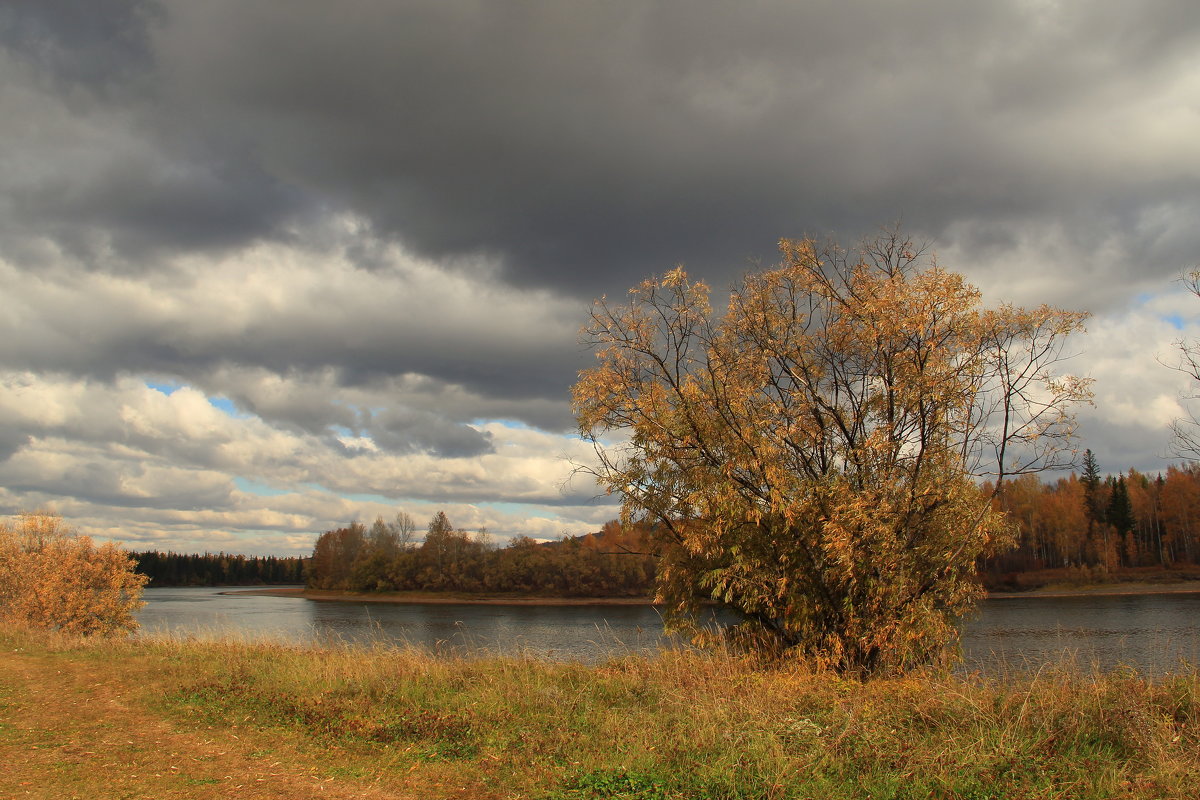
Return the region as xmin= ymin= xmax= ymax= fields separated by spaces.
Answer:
xmin=2 ymin=1 xmax=1199 ymax=556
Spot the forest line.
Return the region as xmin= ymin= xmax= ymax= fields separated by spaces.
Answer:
xmin=131 ymin=550 xmax=306 ymax=587
xmin=300 ymin=451 xmax=1200 ymax=598
xmin=128 ymin=451 xmax=1200 ymax=594
xmin=983 ymin=451 xmax=1200 ymax=588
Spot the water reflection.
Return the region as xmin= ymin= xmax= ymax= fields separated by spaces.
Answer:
xmin=137 ymin=586 xmax=1200 ymax=674
xmin=961 ymin=593 xmax=1200 ymax=676
xmin=136 ymin=587 xmax=689 ymax=661
xmin=302 ymin=599 xmax=682 ymax=657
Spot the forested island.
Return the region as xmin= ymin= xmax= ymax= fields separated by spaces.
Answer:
xmin=305 ymin=512 xmax=657 ymax=597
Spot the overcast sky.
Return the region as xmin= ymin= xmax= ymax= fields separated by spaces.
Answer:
xmin=2 ymin=1 xmax=1199 ymax=556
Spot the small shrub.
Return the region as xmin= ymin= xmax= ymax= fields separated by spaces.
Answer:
xmin=0 ymin=511 xmax=147 ymax=636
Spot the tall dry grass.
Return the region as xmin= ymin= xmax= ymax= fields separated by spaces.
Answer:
xmin=3 ymin=623 xmax=1198 ymax=798
xmin=132 ymin=634 xmax=1200 ymax=798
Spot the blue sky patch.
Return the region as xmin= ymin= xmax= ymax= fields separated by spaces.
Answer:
xmin=1163 ymin=313 xmax=1186 ymax=330
xmin=146 ymin=380 xmax=182 ymax=396
xmin=479 ymin=501 xmax=560 ymax=519
xmin=342 ymin=491 xmax=399 ymax=505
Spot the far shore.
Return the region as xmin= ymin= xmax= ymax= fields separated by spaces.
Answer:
xmin=987 ymin=580 xmax=1200 ymax=600
xmin=221 ymin=586 xmax=658 ymax=606
xmin=223 ymin=581 xmax=1200 ymax=605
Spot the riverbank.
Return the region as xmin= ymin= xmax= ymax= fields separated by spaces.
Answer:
xmin=2 ymin=624 xmax=1197 ymax=799
xmin=988 ymin=580 xmax=1200 ymax=599
xmin=225 ymin=586 xmax=657 ymax=605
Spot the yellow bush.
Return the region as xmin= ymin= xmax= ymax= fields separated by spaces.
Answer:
xmin=0 ymin=511 xmax=148 ymax=636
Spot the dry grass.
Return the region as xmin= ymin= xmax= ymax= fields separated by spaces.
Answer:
xmin=1 ymin=624 xmax=1198 ymax=799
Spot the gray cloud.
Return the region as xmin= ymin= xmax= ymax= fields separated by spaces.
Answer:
xmin=0 ymin=447 xmax=236 ymax=512
xmin=11 ymin=146 xmax=314 ymax=263
xmin=143 ymin=0 xmax=1200 ymax=301
xmin=0 ymin=228 xmax=583 ymax=446
xmin=0 ymin=1 xmax=162 ymax=95
xmin=4 ymin=1 xmax=1197 ymax=305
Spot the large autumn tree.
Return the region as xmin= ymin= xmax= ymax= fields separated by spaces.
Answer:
xmin=573 ymin=232 xmax=1091 ymax=674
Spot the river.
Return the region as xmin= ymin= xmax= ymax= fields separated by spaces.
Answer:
xmin=135 ymin=586 xmax=1200 ymax=675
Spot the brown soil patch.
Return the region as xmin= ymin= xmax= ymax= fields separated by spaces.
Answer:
xmin=0 ymin=648 xmax=493 ymax=799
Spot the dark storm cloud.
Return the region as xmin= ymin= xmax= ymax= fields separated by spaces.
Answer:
xmin=0 ymin=0 xmax=162 ymax=94
xmin=5 ymin=1 xmax=1199 ymax=551
xmin=10 ymin=147 xmax=316 ymax=263
xmin=0 ymin=1 xmax=318 ymax=270
xmin=132 ymin=0 xmax=1199 ymax=299
xmin=4 ymin=0 xmax=1198 ymax=302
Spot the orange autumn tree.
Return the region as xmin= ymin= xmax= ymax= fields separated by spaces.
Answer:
xmin=573 ymin=232 xmax=1091 ymax=674
xmin=0 ymin=511 xmax=148 ymax=636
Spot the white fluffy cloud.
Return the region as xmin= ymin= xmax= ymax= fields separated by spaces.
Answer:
xmin=0 ymin=368 xmax=617 ymax=554
xmin=1068 ymin=285 xmax=1200 ymax=473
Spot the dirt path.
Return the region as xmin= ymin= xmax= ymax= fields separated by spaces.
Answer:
xmin=0 ymin=648 xmax=479 ymax=800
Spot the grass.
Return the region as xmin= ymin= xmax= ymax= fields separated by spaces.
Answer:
xmin=1 ymin=624 xmax=1198 ymax=799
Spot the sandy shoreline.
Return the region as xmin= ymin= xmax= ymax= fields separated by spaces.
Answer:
xmin=987 ymin=581 xmax=1200 ymax=600
xmin=223 ymin=582 xmax=1200 ymax=605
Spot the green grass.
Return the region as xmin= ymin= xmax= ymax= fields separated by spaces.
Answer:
xmin=2 ymin=625 xmax=1199 ymax=799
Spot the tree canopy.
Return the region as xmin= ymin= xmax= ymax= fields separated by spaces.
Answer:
xmin=573 ymin=232 xmax=1091 ymax=674
xmin=305 ymin=513 xmax=655 ymax=597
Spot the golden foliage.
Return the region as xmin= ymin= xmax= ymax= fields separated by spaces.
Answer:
xmin=0 ymin=511 xmax=148 ymax=636
xmin=573 ymin=231 xmax=1091 ymax=674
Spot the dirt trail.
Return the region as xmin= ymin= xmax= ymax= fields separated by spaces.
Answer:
xmin=0 ymin=649 xmax=471 ymax=800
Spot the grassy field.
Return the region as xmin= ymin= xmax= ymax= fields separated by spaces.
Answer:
xmin=1 ymin=625 xmax=1198 ymax=799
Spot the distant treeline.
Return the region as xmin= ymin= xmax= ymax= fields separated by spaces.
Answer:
xmin=209 ymin=451 xmax=1200 ymax=598
xmin=981 ymin=453 xmax=1200 ymax=588
xmin=308 ymin=512 xmax=656 ymax=597
xmin=132 ymin=550 xmax=306 ymax=587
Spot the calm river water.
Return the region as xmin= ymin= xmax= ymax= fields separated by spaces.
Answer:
xmin=136 ymin=587 xmax=1200 ymax=675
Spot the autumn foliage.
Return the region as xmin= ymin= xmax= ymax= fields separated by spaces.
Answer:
xmin=0 ymin=511 xmax=147 ymax=636
xmin=307 ymin=513 xmax=656 ymax=597
xmin=573 ymin=232 xmax=1091 ymax=673
xmin=984 ymin=460 xmax=1200 ymax=584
